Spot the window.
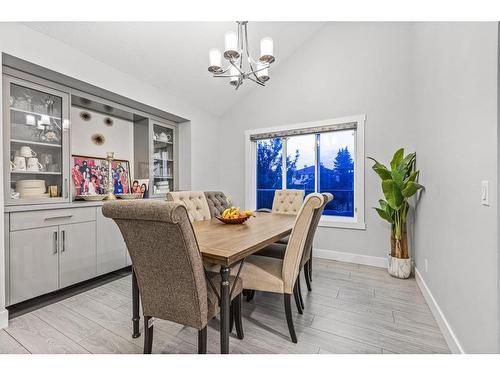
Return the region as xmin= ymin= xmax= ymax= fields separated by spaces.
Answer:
xmin=256 ymin=138 xmax=283 ymax=209
xmin=248 ymin=116 xmax=365 ymax=229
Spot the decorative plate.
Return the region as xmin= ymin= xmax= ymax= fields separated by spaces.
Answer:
xmin=79 ymin=195 xmax=106 ymax=201
xmin=117 ymin=193 xmax=142 ymax=200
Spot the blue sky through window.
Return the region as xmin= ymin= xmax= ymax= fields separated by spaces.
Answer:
xmin=256 ymin=131 xmax=355 ymax=217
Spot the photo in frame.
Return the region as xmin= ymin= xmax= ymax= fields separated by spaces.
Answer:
xmin=71 ymin=155 xmax=132 ymax=198
xmin=132 ymin=178 xmax=149 ymax=198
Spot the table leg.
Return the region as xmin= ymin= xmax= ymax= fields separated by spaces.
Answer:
xmin=132 ymin=268 xmax=141 ymax=338
xmin=219 ymin=265 xmax=230 ymax=354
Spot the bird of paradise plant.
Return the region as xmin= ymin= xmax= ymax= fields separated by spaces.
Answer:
xmin=368 ymin=149 xmax=424 ymax=259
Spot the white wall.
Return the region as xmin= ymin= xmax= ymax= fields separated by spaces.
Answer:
xmin=219 ymin=23 xmax=416 ymax=261
xmin=0 ymin=23 xmax=221 ymax=328
xmin=412 ymin=22 xmax=499 ymax=353
xmin=70 ymin=107 xmax=135 ymax=166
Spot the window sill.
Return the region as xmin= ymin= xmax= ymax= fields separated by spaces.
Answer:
xmin=318 ymin=216 xmax=366 ymax=230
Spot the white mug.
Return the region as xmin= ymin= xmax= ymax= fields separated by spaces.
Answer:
xmin=27 ymin=157 xmax=43 ymax=172
xmin=13 ymin=156 xmax=26 ymax=171
xmin=20 ymin=146 xmax=36 ymax=158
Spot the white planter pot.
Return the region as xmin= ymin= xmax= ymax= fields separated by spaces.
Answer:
xmin=387 ymin=255 xmax=412 ymax=279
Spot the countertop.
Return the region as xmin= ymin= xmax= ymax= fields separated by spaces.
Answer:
xmin=4 ymin=200 xmax=105 ymax=213
xmin=4 ymin=196 xmax=166 ymax=213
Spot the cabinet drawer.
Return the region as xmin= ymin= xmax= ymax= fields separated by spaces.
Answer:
xmin=10 ymin=207 xmax=96 ymax=231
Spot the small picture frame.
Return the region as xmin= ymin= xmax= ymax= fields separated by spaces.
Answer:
xmin=132 ymin=179 xmax=149 ymax=198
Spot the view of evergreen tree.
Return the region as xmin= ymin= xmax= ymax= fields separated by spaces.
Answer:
xmin=256 ymin=133 xmax=355 ymax=216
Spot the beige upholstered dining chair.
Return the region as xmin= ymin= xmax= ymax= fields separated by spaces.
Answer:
xmin=233 ymin=193 xmax=325 ymax=343
xmin=247 ymin=189 xmax=305 ymax=302
xmin=102 ymin=200 xmax=244 ymax=354
xmin=257 ymin=193 xmax=332 ymax=313
xmin=270 ymin=189 xmax=305 ymax=215
xmin=204 ymin=191 xmax=230 ymax=218
xmin=166 ymin=191 xmax=211 ymax=222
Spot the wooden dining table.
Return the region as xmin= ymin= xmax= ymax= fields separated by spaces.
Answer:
xmin=130 ymin=211 xmax=296 ymax=354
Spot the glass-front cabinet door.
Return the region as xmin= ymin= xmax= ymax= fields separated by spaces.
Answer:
xmin=3 ymin=76 xmax=70 ymax=205
xmin=151 ymin=121 xmax=175 ymax=198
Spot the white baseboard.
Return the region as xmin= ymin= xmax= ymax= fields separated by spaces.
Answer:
xmin=313 ymin=248 xmax=387 ymax=268
xmin=414 ymin=268 xmax=464 ymax=354
xmin=0 ymin=308 xmax=8 ymax=329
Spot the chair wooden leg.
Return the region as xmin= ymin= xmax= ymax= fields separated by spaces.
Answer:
xmin=198 ymin=326 xmax=207 ymax=354
xmin=304 ymin=263 xmax=312 ymax=292
xmin=297 ymin=274 xmax=305 ymax=310
xmin=143 ymin=316 xmax=154 ymax=354
xmin=284 ymin=293 xmax=298 ymax=343
xmin=246 ymin=289 xmax=255 ymax=302
xmin=309 ymin=255 xmax=313 ymax=281
xmin=293 ymin=282 xmax=303 ymax=315
xmin=233 ymin=293 xmax=244 ymax=339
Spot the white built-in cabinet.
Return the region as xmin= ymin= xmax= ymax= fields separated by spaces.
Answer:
xmin=9 ymin=226 xmax=60 ymax=304
xmin=3 ymin=67 xmax=178 ymax=306
xmin=6 ymin=206 xmax=132 ymax=306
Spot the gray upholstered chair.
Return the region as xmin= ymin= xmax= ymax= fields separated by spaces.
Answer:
xmin=257 ymin=193 xmax=332 ymax=313
xmin=102 ymin=200 xmax=244 ymax=354
xmin=204 ymin=191 xmax=230 ymax=218
xmin=232 ymin=193 xmax=325 ymax=343
xmin=166 ymin=191 xmax=211 ymax=222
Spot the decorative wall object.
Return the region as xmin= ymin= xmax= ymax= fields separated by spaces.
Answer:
xmin=79 ymin=111 xmax=92 ymax=121
xmin=91 ymin=133 xmax=106 ymax=145
xmin=71 ymin=155 xmax=131 ymax=198
xmin=104 ymin=117 xmax=114 ymax=127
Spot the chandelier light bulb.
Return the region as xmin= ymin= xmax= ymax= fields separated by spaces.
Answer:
xmin=224 ymin=31 xmax=239 ymax=60
xmin=256 ymin=62 xmax=269 ymax=82
xmin=229 ymin=65 xmax=239 ymax=86
xmin=259 ymin=37 xmax=275 ymax=63
xmin=208 ymin=48 xmax=222 ymax=73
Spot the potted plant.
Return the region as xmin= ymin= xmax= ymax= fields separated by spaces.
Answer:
xmin=368 ymin=148 xmax=424 ymax=279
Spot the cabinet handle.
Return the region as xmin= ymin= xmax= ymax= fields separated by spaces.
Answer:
xmin=64 ymin=178 xmax=69 ymax=199
xmin=44 ymin=215 xmax=73 ymax=221
xmin=61 ymin=230 xmax=66 ymax=252
xmin=53 ymin=231 xmax=58 ymax=254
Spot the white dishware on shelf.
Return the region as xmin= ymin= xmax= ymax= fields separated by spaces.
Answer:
xmin=15 ymin=179 xmax=47 ymax=199
xmin=19 ymin=146 xmax=36 ymax=158
xmin=13 ymin=156 xmax=26 ymax=171
xmin=26 ymin=114 xmax=36 ymax=126
xmin=159 ymin=132 xmax=171 ymax=142
xmin=27 ymin=157 xmax=43 ymax=172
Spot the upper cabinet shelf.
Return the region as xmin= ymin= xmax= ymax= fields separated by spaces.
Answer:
xmin=10 ymin=107 xmax=62 ymax=120
xmin=11 ymin=139 xmax=62 ymax=148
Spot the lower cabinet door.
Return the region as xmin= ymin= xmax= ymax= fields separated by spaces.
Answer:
xmin=59 ymin=222 xmax=97 ymax=288
xmin=96 ymin=210 xmax=127 ymax=275
xmin=9 ymin=226 xmax=60 ymax=305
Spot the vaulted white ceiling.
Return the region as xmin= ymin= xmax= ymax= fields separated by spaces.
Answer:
xmin=24 ymin=22 xmax=325 ymax=117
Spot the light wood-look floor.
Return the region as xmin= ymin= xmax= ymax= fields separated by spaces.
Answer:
xmin=0 ymin=259 xmax=450 ymax=354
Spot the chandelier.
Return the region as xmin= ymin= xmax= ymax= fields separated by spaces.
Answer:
xmin=208 ymin=21 xmax=275 ymax=89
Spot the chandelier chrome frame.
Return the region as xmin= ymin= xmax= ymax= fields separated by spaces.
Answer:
xmin=208 ymin=21 xmax=275 ymax=90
